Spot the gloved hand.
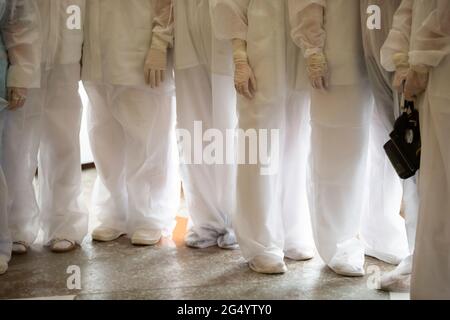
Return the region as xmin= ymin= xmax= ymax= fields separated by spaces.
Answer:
xmin=7 ymin=87 xmax=27 ymax=110
xmin=306 ymin=52 xmax=329 ymax=90
xmin=232 ymin=39 xmax=257 ymax=100
xmin=404 ymin=66 xmax=429 ymax=101
xmin=144 ymin=36 xmax=168 ymax=89
xmin=392 ymin=53 xmax=410 ymax=93
xmin=404 ymin=65 xmax=429 ymax=101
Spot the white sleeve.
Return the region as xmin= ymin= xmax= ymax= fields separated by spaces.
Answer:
xmin=409 ymin=0 xmax=450 ymax=67
xmin=151 ymin=0 xmax=174 ymax=50
xmin=288 ymin=0 xmax=326 ymax=58
xmin=210 ymin=0 xmax=250 ymax=41
xmin=380 ymin=0 xmax=413 ymax=71
xmin=2 ymin=0 xmax=41 ymax=88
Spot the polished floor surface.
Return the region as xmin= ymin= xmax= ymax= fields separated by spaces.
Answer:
xmin=0 ymin=169 xmax=407 ymax=300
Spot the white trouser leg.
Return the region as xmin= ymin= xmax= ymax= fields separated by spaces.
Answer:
xmin=379 ymin=175 xmax=419 ymax=291
xmin=85 ymin=83 xmax=128 ymax=233
xmin=2 ymin=89 xmax=43 ymax=245
xmin=308 ymin=84 xmax=373 ymax=265
xmin=114 ymin=86 xmax=179 ymax=235
xmin=87 ymin=83 xmax=179 ymax=236
xmin=282 ymin=91 xmax=314 ymax=253
xmin=234 ymin=91 xmax=286 ymax=261
xmin=0 ymin=111 xmax=11 ymax=259
xmin=412 ymin=90 xmax=450 ymax=299
xmin=175 ymin=66 xmax=236 ymax=243
xmin=361 ymin=101 xmax=409 ymax=264
xmin=211 ymin=72 xmax=238 ymax=244
xmin=385 ymin=175 xmax=419 ymax=289
xmin=39 ymin=65 xmax=88 ymax=244
xmin=85 ymin=82 xmax=179 ymax=236
xmin=403 ymin=176 xmax=419 ymax=254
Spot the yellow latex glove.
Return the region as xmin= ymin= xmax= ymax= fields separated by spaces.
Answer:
xmin=306 ymin=52 xmax=329 ymax=90
xmin=392 ymin=53 xmax=410 ymax=93
xmin=232 ymin=39 xmax=257 ymax=100
xmin=7 ymin=87 xmax=27 ymax=110
xmin=144 ymin=36 xmax=168 ymax=88
xmin=404 ymin=65 xmax=429 ymax=101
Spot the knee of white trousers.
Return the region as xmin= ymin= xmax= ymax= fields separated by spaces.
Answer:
xmin=310 ymin=85 xmax=373 ymax=128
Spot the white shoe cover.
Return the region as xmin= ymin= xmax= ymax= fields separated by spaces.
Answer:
xmin=92 ymin=227 xmax=125 ymax=242
xmin=379 ymin=255 xmax=412 ymax=292
xmin=284 ymin=248 xmax=315 ymax=261
xmin=217 ymin=230 xmax=239 ymax=250
xmin=12 ymin=242 xmax=28 ymax=254
xmin=329 ymin=239 xmax=365 ymax=277
xmin=50 ymin=239 xmax=77 ymax=253
xmin=249 ymin=255 xmax=287 ymax=274
xmin=0 ymin=256 xmax=8 ymax=275
xmin=186 ymin=229 xmax=239 ymax=250
xmin=131 ymin=229 xmax=162 ymax=246
xmin=185 ymin=230 xmax=218 ymax=249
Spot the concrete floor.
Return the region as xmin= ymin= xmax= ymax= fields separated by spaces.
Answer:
xmin=0 ymin=169 xmax=405 ymax=300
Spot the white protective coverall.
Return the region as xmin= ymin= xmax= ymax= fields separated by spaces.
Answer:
xmin=171 ymin=0 xmax=238 ymax=249
xmin=360 ymin=0 xmax=412 ymax=267
xmin=82 ymin=0 xmax=179 ymax=238
xmin=3 ymin=2 xmax=83 ymax=249
xmin=0 ymin=0 xmax=40 ymax=269
xmin=408 ymin=0 xmax=450 ymax=299
xmin=291 ymin=0 xmax=376 ymax=276
xmin=381 ymin=0 xmax=437 ymax=290
xmin=211 ymin=0 xmax=315 ymax=270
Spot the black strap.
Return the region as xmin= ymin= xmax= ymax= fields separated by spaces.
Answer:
xmin=404 ymin=100 xmax=415 ymax=112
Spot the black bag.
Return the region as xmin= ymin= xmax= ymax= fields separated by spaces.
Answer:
xmin=383 ymin=99 xmax=421 ymax=179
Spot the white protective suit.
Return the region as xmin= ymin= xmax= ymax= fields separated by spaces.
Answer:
xmin=172 ymin=0 xmax=238 ymax=249
xmin=291 ymin=0 xmax=376 ymax=276
xmin=360 ymin=0 xmax=412 ymax=266
xmin=2 ymin=0 xmax=88 ymax=247
xmin=211 ymin=0 xmax=315 ymax=266
xmin=408 ymin=0 xmax=450 ymax=299
xmin=0 ymin=0 xmax=39 ymax=266
xmin=381 ymin=0 xmax=437 ymax=290
xmin=82 ymin=0 xmax=179 ymax=237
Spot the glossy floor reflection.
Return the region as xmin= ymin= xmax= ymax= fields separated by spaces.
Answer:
xmin=0 ymin=169 xmax=397 ymax=300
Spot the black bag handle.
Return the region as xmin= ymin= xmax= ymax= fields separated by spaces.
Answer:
xmin=400 ymin=81 xmax=416 ymax=113
xmin=404 ymin=99 xmax=415 ymax=113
